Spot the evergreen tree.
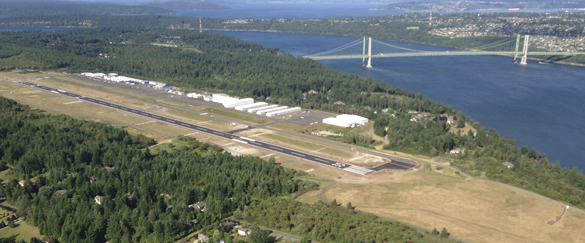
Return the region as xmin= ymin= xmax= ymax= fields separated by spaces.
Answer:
xmin=346 ymin=202 xmax=353 ymax=210
xmin=431 ymin=228 xmax=439 ymax=235
xmin=330 ymin=199 xmax=338 ymax=206
xmin=440 ymin=228 xmax=449 ymax=238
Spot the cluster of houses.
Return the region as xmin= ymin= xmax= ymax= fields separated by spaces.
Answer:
xmin=408 ymin=110 xmax=457 ymax=124
xmin=195 ymin=219 xmax=252 ymax=243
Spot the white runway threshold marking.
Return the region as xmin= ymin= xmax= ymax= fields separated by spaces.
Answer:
xmin=343 ymin=166 xmax=374 ymax=175
xmin=232 ymin=139 xmax=248 ymax=144
xmin=134 ymin=121 xmax=156 ymax=126
xmin=63 ymin=101 xmax=83 ymax=105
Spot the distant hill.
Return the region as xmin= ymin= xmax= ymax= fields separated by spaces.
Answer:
xmin=377 ymin=0 xmax=585 ymax=12
xmin=144 ymin=1 xmax=231 ymax=11
xmin=0 ymin=1 xmax=175 ymax=17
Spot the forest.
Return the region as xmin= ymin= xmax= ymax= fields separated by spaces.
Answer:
xmin=0 ymin=96 xmax=317 ymax=242
xmin=1 ymin=26 xmax=584 ymax=211
xmin=237 ymin=197 xmax=456 ymax=243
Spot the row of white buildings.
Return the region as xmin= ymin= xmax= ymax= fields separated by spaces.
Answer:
xmin=81 ymin=72 xmax=171 ymax=90
xmin=204 ymin=93 xmax=302 ymax=117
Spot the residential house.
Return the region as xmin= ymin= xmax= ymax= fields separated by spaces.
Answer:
xmin=238 ymin=228 xmax=251 ymax=237
xmin=198 ymin=234 xmax=209 ymax=243
xmin=334 ymin=100 xmax=346 ymax=105
xmin=54 ymin=189 xmax=68 ymax=197
xmin=222 ymin=220 xmax=235 ymax=230
xmin=447 ymin=116 xmax=457 ymax=125
xmin=307 ymin=90 xmax=318 ymax=95
xmin=186 ymin=220 xmax=197 ymax=227
xmin=94 ymin=195 xmax=103 ymax=205
xmin=18 ymin=180 xmax=25 ymax=187
xmin=43 ymin=237 xmax=52 ymax=243
xmin=189 ymin=201 xmax=207 ymax=212
xmin=503 ymin=162 xmax=514 ymax=169
xmin=449 ymin=148 xmax=465 ymax=155
xmin=407 ymin=110 xmax=418 ymax=114
xmin=410 ymin=115 xmax=424 ymax=122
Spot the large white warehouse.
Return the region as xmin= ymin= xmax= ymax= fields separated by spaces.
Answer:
xmin=266 ymin=107 xmax=301 ymax=117
xmin=322 ymin=114 xmax=369 ymax=128
xmin=257 ymin=106 xmax=288 ymax=115
xmin=249 ymin=105 xmax=278 ymax=113
xmin=235 ymin=102 xmax=268 ymax=111
xmin=224 ymin=98 xmax=254 ymax=108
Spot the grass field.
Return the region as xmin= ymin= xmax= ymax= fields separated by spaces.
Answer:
xmin=54 ymin=76 xmax=102 ymax=87
xmin=164 ymin=108 xmax=231 ymax=128
xmin=323 ymin=168 xmax=585 ymax=243
xmin=295 ymin=176 xmax=333 ymax=204
xmin=0 ymin=169 xmax=16 ymax=183
xmin=449 ymin=124 xmax=477 ymax=135
xmin=156 ymin=99 xmax=194 ymax=109
xmin=270 ymin=122 xmax=373 ymax=135
xmin=260 ymin=133 xmax=355 ymax=160
xmin=198 ymin=106 xmax=273 ymax=125
xmin=103 ymin=86 xmax=155 ymax=99
xmin=0 ymin=207 xmax=43 ymax=242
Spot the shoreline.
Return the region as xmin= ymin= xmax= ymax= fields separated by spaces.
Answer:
xmin=2 ymin=26 xmax=584 ymax=68
xmin=207 ymin=29 xmax=585 ymax=67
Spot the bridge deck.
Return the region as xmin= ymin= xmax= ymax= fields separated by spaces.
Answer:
xmin=305 ymin=51 xmax=584 ymax=60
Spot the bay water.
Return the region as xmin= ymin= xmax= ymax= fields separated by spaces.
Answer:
xmin=217 ymin=31 xmax=585 ymax=170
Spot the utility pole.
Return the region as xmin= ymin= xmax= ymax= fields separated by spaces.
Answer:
xmin=520 ymin=35 xmax=530 ymax=65
xmin=367 ymin=37 xmax=372 ymax=68
xmin=199 ymin=17 xmax=203 ymax=33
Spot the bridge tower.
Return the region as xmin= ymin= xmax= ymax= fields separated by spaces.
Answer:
xmin=366 ymin=37 xmax=372 ymax=68
xmin=513 ymin=34 xmax=521 ymax=62
xmin=520 ymin=35 xmax=530 ymax=65
xmin=362 ymin=36 xmax=367 ymax=66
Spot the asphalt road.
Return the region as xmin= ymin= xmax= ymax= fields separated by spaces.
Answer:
xmin=20 ymin=81 xmax=380 ymax=175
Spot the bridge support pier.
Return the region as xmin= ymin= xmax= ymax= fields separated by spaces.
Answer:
xmin=520 ymin=35 xmax=530 ymax=65
xmin=366 ymin=37 xmax=372 ymax=68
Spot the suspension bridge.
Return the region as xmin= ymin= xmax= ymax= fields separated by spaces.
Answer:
xmin=303 ymin=35 xmax=585 ymax=67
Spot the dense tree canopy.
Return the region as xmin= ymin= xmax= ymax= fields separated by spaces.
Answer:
xmin=0 ymin=97 xmax=315 ymax=242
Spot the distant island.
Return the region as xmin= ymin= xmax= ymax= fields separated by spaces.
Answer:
xmin=377 ymin=0 xmax=585 ymax=12
xmin=144 ymin=1 xmax=231 ymax=11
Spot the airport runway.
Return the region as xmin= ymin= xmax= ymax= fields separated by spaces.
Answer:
xmin=18 ymin=81 xmax=415 ymax=175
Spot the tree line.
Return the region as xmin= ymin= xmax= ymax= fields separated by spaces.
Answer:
xmin=236 ymin=197 xmax=456 ymax=243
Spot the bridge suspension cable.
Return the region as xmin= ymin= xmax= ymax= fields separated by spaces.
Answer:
xmin=371 ymin=39 xmax=426 ymax=52
xmin=473 ymin=36 xmax=518 ymax=52
xmin=303 ymin=38 xmax=364 ymax=57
